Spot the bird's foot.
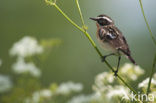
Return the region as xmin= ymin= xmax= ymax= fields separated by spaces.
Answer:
xmin=114 ymin=71 xmax=118 ymax=77
xmin=101 ymin=56 xmax=107 ymax=62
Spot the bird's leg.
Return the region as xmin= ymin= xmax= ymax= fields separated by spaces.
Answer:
xmin=114 ymin=56 xmax=121 ymax=76
xmin=101 ymin=53 xmax=115 ymax=62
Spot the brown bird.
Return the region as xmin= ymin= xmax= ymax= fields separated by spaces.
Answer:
xmin=90 ymin=14 xmax=136 ymax=76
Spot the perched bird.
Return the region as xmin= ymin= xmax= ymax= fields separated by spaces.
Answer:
xmin=90 ymin=14 xmax=136 ymax=75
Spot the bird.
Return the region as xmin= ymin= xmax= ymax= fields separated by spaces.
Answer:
xmin=90 ymin=14 xmax=136 ymax=76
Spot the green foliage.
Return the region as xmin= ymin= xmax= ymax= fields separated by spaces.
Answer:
xmin=0 ymin=0 xmax=156 ymax=103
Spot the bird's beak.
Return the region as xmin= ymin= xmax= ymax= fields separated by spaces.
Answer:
xmin=89 ymin=17 xmax=98 ymax=21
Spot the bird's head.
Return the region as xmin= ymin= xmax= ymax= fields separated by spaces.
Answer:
xmin=90 ymin=14 xmax=114 ymax=26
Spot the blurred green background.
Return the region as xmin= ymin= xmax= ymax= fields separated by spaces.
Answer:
xmin=0 ymin=0 xmax=156 ymax=93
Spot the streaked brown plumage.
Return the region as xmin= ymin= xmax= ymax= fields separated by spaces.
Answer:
xmin=90 ymin=14 xmax=136 ymax=75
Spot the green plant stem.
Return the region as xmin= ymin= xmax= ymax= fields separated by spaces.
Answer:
xmin=117 ymin=75 xmax=137 ymax=94
xmin=139 ymin=0 xmax=156 ymax=46
xmin=52 ymin=3 xmax=137 ymax=94
xmin=139 ymin=0 xmax=156 ymax=96
xmin=75 ymin=0 xmax=85 ymax=28
xmin=54 ymin=4 xmax=83 ymax=33
xmin=54 ymin=4 xmax=102 ymax=57
xmin=146 ymin=53 xmax=156 ymax=95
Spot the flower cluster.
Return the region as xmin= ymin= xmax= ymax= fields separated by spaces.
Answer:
xmin=92 ymin=63 xmax=146 ymax=102
xmin=25 ymin=89 xmax=52 ymax=103
xmin=93 ymin=71 xmax=130 ymax=102
xmin=67 ymin=93 xmax=99 ymax=103
xmin=138 ymin=73 xmax=156 ymax=90
xmin=105 ymin=85 xmax=129 ymax=100
xmin=12 ymin=57 xmax=41 ymax=77
xmin=24 ymin=81 xmax=83 ymax=103
xmin=120 ymin=63 xmax=144 ymax=81
xmin=10 ymin=36 xmax=43 ymax=77
xmin=56 ymin=81 xmax=83 ymax=95
xmin=10 ymin=36 xmax=43 ymax=58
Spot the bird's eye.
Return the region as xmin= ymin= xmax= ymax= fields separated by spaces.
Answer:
xmin=98 ymin=19 xmax=108 ymax=26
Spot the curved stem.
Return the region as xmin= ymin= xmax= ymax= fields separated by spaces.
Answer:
xmin=147 ymin=53 xmax=156 ymax=95
xmin=48 ymin=3 xmax=137 ymax=94
xmin=139 ymin=0 xmax=156 ymax=46
xmin=138 ymin=0 xmax=156 ymax=96
xmin=54 ymin=4 xmax=102 ymax=57
xmin=54 ymin=4 xmax=83 ymax=32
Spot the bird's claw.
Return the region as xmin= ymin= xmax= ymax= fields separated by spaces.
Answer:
xmin=114 ymin=71 xmax=118 ymax=77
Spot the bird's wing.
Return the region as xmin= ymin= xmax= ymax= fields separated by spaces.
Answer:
xmin=106 ymin=26 xmax=131 ymax=55
xmin=104 ymin=26 xmax=136 ymax=64
xmin=104 ymin=26 xmax=118 ymax=40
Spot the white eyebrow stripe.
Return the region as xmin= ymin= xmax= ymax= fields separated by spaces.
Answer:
xmin=97 ymin=17 xmax=112 ymax=22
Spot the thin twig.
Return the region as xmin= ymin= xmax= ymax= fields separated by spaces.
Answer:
xmin=54 ymin=4 xmax=102 ymax=57
xmin=139 ymin=0 xmax=156 ymax=46
xmin=75 ymin=0 xmax=86 ymax=29
xmin=138 ymin=0 xmax=156 ymax=95
xmin=46 ymin=1 xmax=137 ymax=94
xmin=146 ymin=53 xmax=156 ymax=95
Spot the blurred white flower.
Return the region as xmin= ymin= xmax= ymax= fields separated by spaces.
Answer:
xmin=151 ymin=91 xmax=156 ymax=96
xmin=25 ymin=89 xmax=52 ymax=103
xmin=106 ymin=85 xmax=130 ymax=100
xmin=56 ymin=81 xmax=83 ymax=95
xmin=0 ymin=59 xmax=2 ymax=67
xmin=10 ymin=36 xmax=43 ymax=58
xmin=138 ymin=77 xmax=156 ymax=88
xmin=40 ymin=89 xmax=52 ymax=98
xmin=12 ymin=57 xmax=41 ymax=77
xmin=120 ymin=63 xmax=144 ymax=80
xmin=32 ymin=91 xmax=40 ymax=103
xmin=93 ymin=72 xmax=114 ymax=95
xmin=68 ymin=95 xmax=90 ymax=103
xmin=96 ymin=72 xmax=114 ymax=84
xmin=93 ymin=72 xmax=131 ymax=101
xmin=0 ymin=75 xmax=12 ymax=93
xmin=68 ymin=93 xmax=99 ymax=103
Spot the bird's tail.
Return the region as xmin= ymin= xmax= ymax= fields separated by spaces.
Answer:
xmin=118 ymin=48 xmax=137 ymax=65
xmin=127 ymin=55 xmax=137 ymax=65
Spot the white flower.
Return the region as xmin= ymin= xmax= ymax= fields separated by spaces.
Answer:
xmin=120 ymin=63 xmax=144 ymax=80
xmin=120 ymin=63 xmax=132 ymax=73
xmin=25 ymin=89 xmax=52 ymax=103
xmin=0 ymin=59 xmax=2 ymax=67
xmin=68 ymin=93 xmax=99 ymax=103
xmin=0 ymin=75 xmax=12 ymax=93
xmin=151 ymin=91 xmax=156 ymax=96
xmin=95 ymin=72 xmax=114 ymax=87
xmin=138 ymin=77 xmax=156 ymax=88
xmin=93 ymin=72 xmax=114 ymax=94
xmin=56 ymin=81 xmax=83 ymax=95
xmin=106 ymin=85 xmax=130 ymax=100
xmin=10 ymin=36 xmax=43 ymax=58
xmin=96 ymin=72 xmax=114 ymax=84
xmin=12 ymin=57 xmax=41 ymax=77
xmin=40 ymin=89 xmax=52 ymax=98
xmin=32 ymin=91 xmax=40 ymax=103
